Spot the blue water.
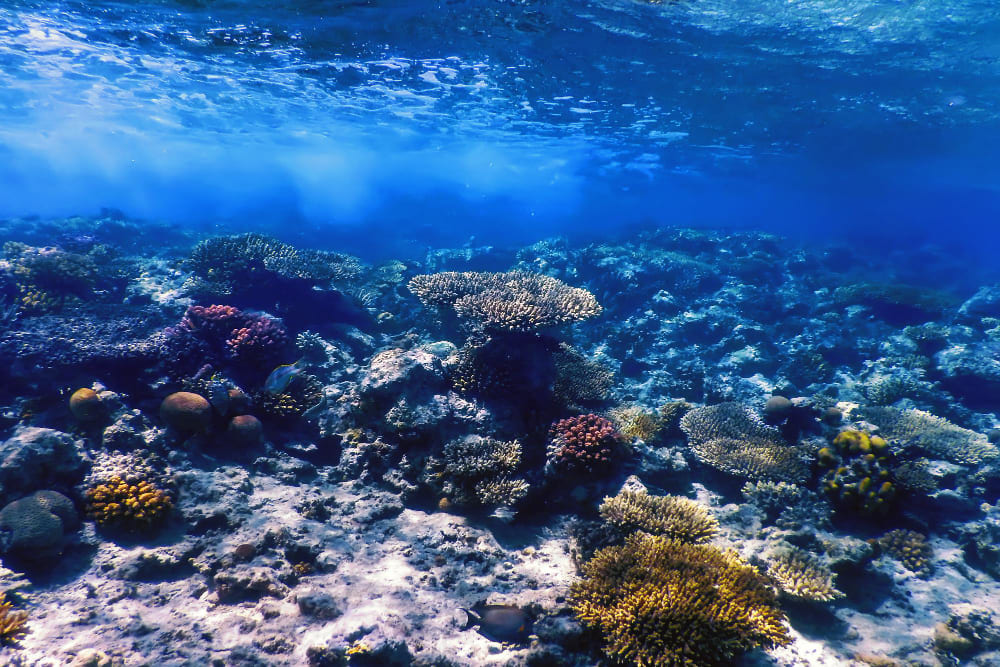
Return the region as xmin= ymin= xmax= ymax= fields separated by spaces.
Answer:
xmin=2 ymin=0 xmax=999 ymax=264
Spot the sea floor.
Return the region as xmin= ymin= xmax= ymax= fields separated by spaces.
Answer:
xmin=0 ymin=215 xmax=999 ymax=666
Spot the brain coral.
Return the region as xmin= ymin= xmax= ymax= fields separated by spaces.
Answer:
xmin=572 ymin=533 xmax=791 ymax=666
xmin=408 ymin=271 xmax=602 ymax=332
xmin=680 ymin=402 xmax=809 ymax=482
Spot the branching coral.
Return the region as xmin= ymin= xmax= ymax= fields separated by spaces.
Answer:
xmin=0 ymin=591 xmax=28 ymax=645
xmin=599 ymin=490 xmax=718 ymax=543
xmin=552 ymin=343 xmax=613 ymax=408
xmin=254 ymin=372 xmax=324 ymax=419
xmin=857 ymin=407 xmax=997 ymax=465
xmin=424 ymin=437 xmax=529 ymax=510
xmin=408 ymin=271 xmax=601 ymax=332
xmin=766 ymin=548 xmax=843 ymax=602
xmin=873 ymin=529 xmax=933 ymax=577
xmin=608 ymin=405 xmax=663 ymax=443
xmin=571 ymin=533 xmax=791 ymax=666
xmin=85 ymin=475 xmax=173 ymax=532
xmin=547 ymin=414 xmax=625 ymax=475
xmin=680 ymin=402 xmax=808 ymax=482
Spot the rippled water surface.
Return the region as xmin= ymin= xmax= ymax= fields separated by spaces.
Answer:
xmin=2 ymin=0 xmax=999 ymax=251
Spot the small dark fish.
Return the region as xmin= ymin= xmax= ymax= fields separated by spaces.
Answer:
xmin=264 ymin=359 xmax=305 ymax=394
xmin=461 ymin=603 xmax=532 ymax=644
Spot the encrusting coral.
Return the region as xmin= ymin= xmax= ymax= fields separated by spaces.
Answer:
xmin=571 ymin=532 xmax=791 ymax=666
xmin=680 ymin=402 xmax=809 ymax=482
xmin=408 ymin=270 xmax=602 ymax=332
xmin=85 ymin=475 xmax=173 ymax=532
xmin=766 ymin=547 xmax=844 ymax=602
xmin=0 ymin=591 xmax=28 ymax=645
xmin=599 ymin=489 xmax=718 ymax=543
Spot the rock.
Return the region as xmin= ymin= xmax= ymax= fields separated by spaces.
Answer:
xmin=160 ymin=391 xmax=213 ymax=433
xmin=0 ymin=427 xmax=86 ymax=506
xmin=296 ymin=588 xmax=342 ymax=619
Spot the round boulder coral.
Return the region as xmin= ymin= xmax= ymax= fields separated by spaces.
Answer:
xmin=69 ymin=388 xmax=103 ymax=421
xmin=0 ymin=490 xmax=79 ymax=559
xmin=227 ymin=415 xmax=263 ymax=446
xmin=160 ymin=392 xmax=212 ymax=433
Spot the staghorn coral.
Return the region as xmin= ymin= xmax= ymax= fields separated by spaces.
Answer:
xmin=547 ymin=414 xmax=625 ymax=476
xmin=766 ymin=547 xmax=843 ymax=602
xmin=572 ymin=533 xmax=791 ymax=667
xmin=408 ymin=270 xmax=601 ymax=332
xmin=0 ymin=591 xmax=28 ymax=645
xmin=857 ymin=406 xmax=997 ymax=465
xmin=423 ymin=436 xmax=529 ymax=510
xmin=599 ymin=490 xmax=718 ymax=543
xmin=873 ymin=529 xmax=933 ymax=576
xmin=85 ymin=475 xmax=173 ymax=532
xmin=680 ymin=402 xmax=808 ymax=482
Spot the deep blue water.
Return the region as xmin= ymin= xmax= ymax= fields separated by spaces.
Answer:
xmin=2 ymin=0 xmax=999 ymax=268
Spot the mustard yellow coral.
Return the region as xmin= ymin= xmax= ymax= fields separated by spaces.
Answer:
xmin=599 ymin=490 xmax=718 ymax=544
xmin=85 ymin=476 xmax=173 ymax=531
xmin=0 ymin=591 xmax=28 ymax=646
xmin=572 ymin=533 xmax=791 ymax=666
xmin=874 ymin=529 xmax=933 ymax=577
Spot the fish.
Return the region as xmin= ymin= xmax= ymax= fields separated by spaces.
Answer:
xmin=264 ymin=359 xmax=306 ymax=394
xmin=461 ymin=603 xmax=532 ymax=644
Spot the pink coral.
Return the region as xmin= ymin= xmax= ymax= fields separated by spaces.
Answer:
xmin=547 ymin=414 xmax=624 ymax=475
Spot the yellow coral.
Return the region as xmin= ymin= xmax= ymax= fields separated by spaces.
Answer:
xmin=608 ymin=406 xmax=663 ymax=443
xmin=85 ymin=475 xmax=173 ymax=531
xmin=0 ymin=591 xmax=28 ymax=646
xmin=874 ymin=529 xmax=933 ymax=576
xmin=599 ymin=490 xmax=718 ymax=544
xmin=572 ymin=533 xmax=791 ymax=666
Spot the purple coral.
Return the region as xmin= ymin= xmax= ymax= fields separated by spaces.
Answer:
xmin=546 ymin=414 xmax=624 ymax=475
xmin=224 ymin=316 xmax=289 ymax=364
xmin=160 ymin=305 xmax=289 ymax=376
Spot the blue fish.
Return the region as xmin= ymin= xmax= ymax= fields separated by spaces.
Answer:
xmin=264 ymin=360 xmax=306 ymax=394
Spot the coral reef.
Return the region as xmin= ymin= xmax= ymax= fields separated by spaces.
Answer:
xmin=857 ymin=406 xmax=997 ymax=465
xmin=572 ymin=532 xmax=791 ymax=666
xmin=818 ymin=429 xmax=896 ymax=516
xmin=423 ymin=436 xmax=528 ymax=511
xmin=598 ymin=489 xmax=718 ymax=543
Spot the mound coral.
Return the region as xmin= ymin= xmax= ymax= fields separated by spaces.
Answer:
xmin=0 ymin=490 xmax=79 ymax=560
xmin=408 ymin=270 xmax=602 ymax=332
xmin=873 ymin=529 xmax=933 ymax=576
xmin=0 ymin=591 xmax=28 ymax=645
xmin=551 ymin=343 xmax=613 ymax=408
xmin=572 ymin=533 xmax=791 ymax=666
xmin=160 ymin=391 xmax=213 ymax=433
xmin=424 ymin=437 xmax=529 ymax=510
xmin=857 ymin=406 xmax=996 ymax=465
xmin=85 ymin=475 xmax=173 ymax=532
xmin=818 ymin=429 xmax=896 ymax=515
xmin=766 ymin=547 xmax=843 ymax=602
xmin=547 ymin=414 xmax=625 ymax=475
xmin=599 ymin=490 xmax=718 ymax=543
xmin=69 ymin=387 xmax=103 ymax=421
xmin=680 ymin=402 xmax=809 ymax=482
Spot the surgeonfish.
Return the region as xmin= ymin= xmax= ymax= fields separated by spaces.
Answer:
xmin=264 ymin=359 xmax=306 ymax=395
xmin=461 ymin=603 xmax=532 ymax=643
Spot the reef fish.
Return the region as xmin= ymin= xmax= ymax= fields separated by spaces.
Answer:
xmin=461 ymin=603 xmax=532 ymax=643
xmin=264 ymin=360 xmax=305 ymax=394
